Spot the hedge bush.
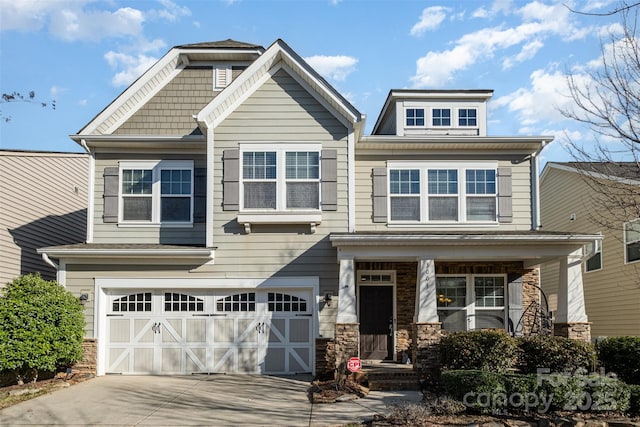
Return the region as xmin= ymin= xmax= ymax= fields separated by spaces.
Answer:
xmin=0 ymin=274 xmax=85 ymax=384
xmin=597 ymin=336 xmax=640 ymax=385
xmin=517 ymin=335 xmax=595 ymax=374
xmin=440 ymin=330 xmax=518 ymax=373
xmin=441 ymin=370 xmax=631 ymax=414
xmin=628 ymin=384 xmax=640 ymax=416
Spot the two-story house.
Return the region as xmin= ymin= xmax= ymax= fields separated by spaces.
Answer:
xmin=540 ymin=162 xmax=640 ymax=337
xmin=39 ymin=39 xmax=599 ymax=378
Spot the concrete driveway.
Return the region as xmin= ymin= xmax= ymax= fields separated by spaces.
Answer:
xmin=0 ymin=375 xmax=422 ymax=426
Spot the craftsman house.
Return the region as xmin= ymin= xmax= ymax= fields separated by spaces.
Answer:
xmin=39 ymin=39 xmax=599 ymax=377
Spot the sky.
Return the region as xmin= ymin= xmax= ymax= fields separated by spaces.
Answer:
xmin=0 ymin=0 xmax=628 ymax=166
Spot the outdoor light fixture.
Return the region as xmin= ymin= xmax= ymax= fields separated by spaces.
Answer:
xmin=323 ymin=292 xmax=332 ymax=306
xmin=79 ymin=293 xmax=89 ymax=305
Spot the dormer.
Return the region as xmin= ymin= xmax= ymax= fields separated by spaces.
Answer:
xmin=372 ymin=89 xmax=493 ymax=137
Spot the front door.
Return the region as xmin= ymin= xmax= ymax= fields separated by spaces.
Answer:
xmin=359 ymin=285 xmax=393 ymax=360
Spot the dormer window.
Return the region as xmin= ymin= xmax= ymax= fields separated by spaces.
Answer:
xmin=432 ymin=108 xmax=451 ymax=127
xmin=406 ymin=108 xmax=425 ymax=127
xmin=458 ymin=108 xmax=477 ymax=127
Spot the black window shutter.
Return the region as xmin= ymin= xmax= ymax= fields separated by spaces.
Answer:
xmin=193 ymin=168 xmax=207 ymax=223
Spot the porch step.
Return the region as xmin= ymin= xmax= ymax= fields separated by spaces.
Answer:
xmin=358 ymin=364 xmax=421 ymax=391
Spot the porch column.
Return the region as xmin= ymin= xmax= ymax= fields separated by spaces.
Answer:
xmin=554 ymin=248 xmax=591 ymax=341
xmin=413 ymin=258 xmax=442 ymax=377
xmin=334 ymin=257 xmax=359 ymax=376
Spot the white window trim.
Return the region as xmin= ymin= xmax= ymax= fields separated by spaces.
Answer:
xmin=584 ymin=236 xmax=603 ymax=273
xmin=457 ymin=107 xmax=478 ymax=127
xmin=431 ymin=107 xmax=452 ymax=127
xmin=436 ymin=274 xmax=507 ymax=331
xmin=387 ymin=161 xmax=498 ymax=226
xmin=118 ymin=160 xmax=194 ymax=226
xmin=624 ymin=219 xmax=640 ymax=264
xmin=239 ymin=143 xmax=322 ymax=214
xmin=404 ymin=107 xmax=426 ymax=128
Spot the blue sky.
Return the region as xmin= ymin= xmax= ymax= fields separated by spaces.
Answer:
xmin=0 ymin=0 xmax=625 ymax=165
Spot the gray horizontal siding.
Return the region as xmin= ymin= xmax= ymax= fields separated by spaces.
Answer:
xmin=0 ymin=152 xmax=88 ymax=285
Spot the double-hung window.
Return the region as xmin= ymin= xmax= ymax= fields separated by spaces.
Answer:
xmin=388 ymin=162 xmax=498 ymax=224
xmin=120 ymin=160 xmax=193 ymax=224
xmin=458 ymin=108 xmax=477 ymax=126
xmin=432 ymin=108 xmax=451 ymax=126
xmin=406 ymin=108 xmax=425 ymax=127
xmin=624 ymin=219 xmax=640 ymax=263
xmin=437 ymin=275 xmax=506 ymax=332
xmin=241 ymin=144 xmax=321 ymax=211
xmin=584 ymin=238 xmax=602 ymax=272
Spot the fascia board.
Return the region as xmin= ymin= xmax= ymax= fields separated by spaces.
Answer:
xmin=37 ymin=248 xmax=214 ymax=259
xmin=78 ymin=48 xmax=183 ymax=136
xmin=542 ymin=162 xmax=640 ymax=186
xmin=329 ymin=233 xmax=602 ymax=246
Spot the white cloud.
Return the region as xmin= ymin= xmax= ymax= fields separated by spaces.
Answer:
xmin=0 ymin=0 xmax=71 ymax=32
xmin=148 ymin=0 xmax=191 ymax=22
xmin=410 ymin=1 xmax=589 ymax=88
xmin=49 ymin=6 xmax=145 ymax=42
xmin=304 ymin=55 xmax=358 ymax=81
xmin=410 ymin=6 xmax=450 ymax=36
xmin=472 ymin=0 xmax=514 ymax=19
xmin=105 ymin=51 xmax=159 ymax=87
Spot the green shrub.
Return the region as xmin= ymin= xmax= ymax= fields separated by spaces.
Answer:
xmin=0 ymin=274 xmax=85 ymax=384
xmin=628 ymin=384 xmax=640 ymax=416
xmin=517 ymin=335 xmax=595 ymax=374
xmin=597 ymin=336 xmax=640 ymax=385
xmin=440 ymin=330 xmax=518 ymax=373
xmin=441 ymin=370 xmax=506 ymax=412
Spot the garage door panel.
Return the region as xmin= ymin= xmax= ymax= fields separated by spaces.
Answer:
xmin=213 ymin=348 xmax=234 ymax=372
xmin=161 ymin=348 xmax=181 ymax=373
xmin=213 ymin=318 xmax=234 ymax=343
xmin=186 ymin=319 xmax=206 ymax=342
xmin=134 ymin=319 xmax=154 ymax=343
xmin=289 ymin=348 xmax=310 ymax=372
xmin=237 ymin=347 xmax=258 ymax=373
xmin=108 ymin=348 xmax=129 ymax=372
xmin=109 ymin=319 xmax=130 ymax=343
xmin=161 ymin=319 xmax=182 ymax=344
xmin=264 ymin=348 xmax=285 ymax=372
xmin=289 ymin=319 xmax=310 ymax=343
xmin=267 ymin=319 xmax=286 ymax=344
xmin=134 ymin=348 xmax=153 ymax=372
xmin=186 ymin=348 xmax=207 ymax=372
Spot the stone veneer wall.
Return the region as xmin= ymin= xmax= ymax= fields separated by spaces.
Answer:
xmin=334 ymin=323 xmax=359 ymax=376
xmin=315 ymin=338 xmax=335 ymax=379
xmin=554 ymin=322 xmax=592 ymax=342
xmin=521 ymin=268 xmax=541 ymax=335
xmin=356 ymin=261 xmax=417 ymax=362
xmin=73 ymin=338 xmax=97 ymax=377
xmin=413 ymin=322 xmax=442 ymax=378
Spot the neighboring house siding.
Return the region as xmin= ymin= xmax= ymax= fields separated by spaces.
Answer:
xmin=540 ymin=167 xmax=640 ymax=337
xmin=0 ymin=151 xmax=87 ymax=285
xmin=210 ymin=68 xmax=348 ymax=338
xmin=92 ymin=152 xmax=207 ymax=245
xmin=354 ymin=156 xmax=533 ymax=231
xmin=114 ymin=67 xmax=217 ymax=136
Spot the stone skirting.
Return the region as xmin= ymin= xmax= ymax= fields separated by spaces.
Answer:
xmin=72 ymin=338 xmax=97 ymax=377
xmin=554 ymin=322 xmax=592 ymax=342
xmin=412 ymin=322 xmax=442 ymax=377
xmin=334 ymin=323 xmax=359 ymax=376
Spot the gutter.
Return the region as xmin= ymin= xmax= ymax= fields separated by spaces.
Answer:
xmin=41 ymin=252 xmax=58 ymax=269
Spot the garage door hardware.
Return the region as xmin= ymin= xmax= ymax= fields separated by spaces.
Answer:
xmin=255 ymin=322 xmax=266 ymax=333
xmin=151 ymin=322 xmax=162 ymax=334
xmin=192 ymin=313 xmax=227 ymax=317
xmin=106 ymin=314 xmax=124 ymax=317
xmin=296 ymin=313 xmax=313 ymax=317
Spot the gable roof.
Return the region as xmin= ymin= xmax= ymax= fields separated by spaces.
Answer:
xmin=195 ymin=39 xmax=363 ymax=132
xmin=542 ymin=162 xmax=640 ymax=185
xmin=75 ymin=39 xmax=264 ymax=137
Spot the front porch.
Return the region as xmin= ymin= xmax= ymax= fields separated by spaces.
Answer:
xmin=328 ymin=232 xmax=600 ymax=378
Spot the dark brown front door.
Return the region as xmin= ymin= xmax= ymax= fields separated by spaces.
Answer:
xmin=359 ymin=285 xmax=393 ymax=360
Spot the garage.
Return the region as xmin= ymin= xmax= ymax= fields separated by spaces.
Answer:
xmin=98 ymin=281 xmax=316 ymax=376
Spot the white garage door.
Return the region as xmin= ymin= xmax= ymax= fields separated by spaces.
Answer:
xmin=105 ymin=289 xmax=313 ymax=375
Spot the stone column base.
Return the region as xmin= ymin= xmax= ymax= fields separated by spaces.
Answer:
xmin=554 ymin=322 xmax=592 ymax=342
xmin=334 ymin=323 xmax=359 ymax=378
xmin=315 ymin=338 xmax=335 ymax=380
xmin=412 ymin=322 xmax=442 ymax=377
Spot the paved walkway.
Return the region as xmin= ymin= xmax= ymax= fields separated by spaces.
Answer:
xmin=0 ymin=375 xmax=423 ymax=426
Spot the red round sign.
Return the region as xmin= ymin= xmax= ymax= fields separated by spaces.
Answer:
xmin=347 ymin=357 xmax=361 ymax=373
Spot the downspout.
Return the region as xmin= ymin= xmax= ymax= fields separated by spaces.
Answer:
xmin=80 ymin=139 xmax=95 ymax=243
xmin=41 ymin=252 xmax=65 ymax=285
xmin=531 ymin=140 xmax=548 ymax=230
xmin=41 ymin=252 xmax=58 ymax=270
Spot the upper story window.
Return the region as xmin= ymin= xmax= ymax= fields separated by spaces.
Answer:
xmin=120 ymin=160 xmax=193 ymax=224
xmin=432 ymin=108 xmax=451 ymax=127
xmin=584 ymin=238 xmax=602 ymax=272
xmin=388 ymin=162 xmax=498 ymax=224
xmin=406 ymin=108 xmax=425 ymax=127
xmin=241 ymin=144 xmax=321 ymax=212
xmin=624 ymin=219 xmax=640 ymax=263
xmin=458 ymin=108 xmax=477 ymax=126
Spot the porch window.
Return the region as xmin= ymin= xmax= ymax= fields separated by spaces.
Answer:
xmin=624 ymin=219 xmax=640 ymax=263
xmin=436 ymin=275 xmax=506 ymax=332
